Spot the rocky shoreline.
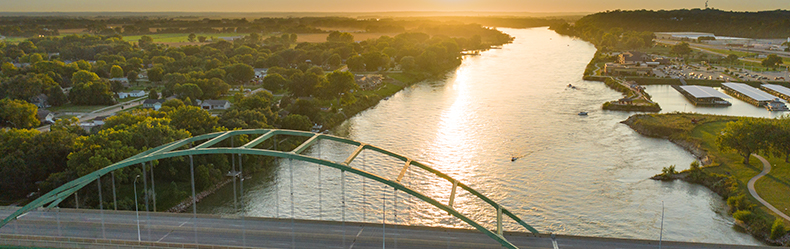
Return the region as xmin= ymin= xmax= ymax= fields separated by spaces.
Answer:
xmin=620 ymin=115 xmax=710 ymax=164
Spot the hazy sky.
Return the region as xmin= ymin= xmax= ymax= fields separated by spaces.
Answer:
xmin=1 ymin=0 xmax=787 ymax=13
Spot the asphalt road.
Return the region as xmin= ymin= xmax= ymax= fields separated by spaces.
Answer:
xmin=0 ymin=208 xmax=778 ymax=249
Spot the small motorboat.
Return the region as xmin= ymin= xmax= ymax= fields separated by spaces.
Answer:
xmin=511 ymin=157 xmax=517 ymax=162
xmin=578 ymin=112 xmax=588 ymax=116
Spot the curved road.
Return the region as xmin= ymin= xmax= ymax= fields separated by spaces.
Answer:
xmin=749 ymin=154 xmax=790 ymax=222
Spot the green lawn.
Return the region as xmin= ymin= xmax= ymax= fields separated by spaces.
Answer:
xmin=47 ymin=104 xmax=107 ymax=113
xmin=690 ymin=120 xmax=790 ymax=226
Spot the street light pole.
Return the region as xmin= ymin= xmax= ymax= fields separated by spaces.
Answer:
xmin=659 ymin=201 xmax=664 ymax=249
xmin=134 ymin=175 xmax=141 ymax=242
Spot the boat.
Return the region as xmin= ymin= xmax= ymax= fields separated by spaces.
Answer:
xmin=578 ymin=112 xmax=588 ymax=116
xmin=765 ymin=99 xmax=789 ymax=111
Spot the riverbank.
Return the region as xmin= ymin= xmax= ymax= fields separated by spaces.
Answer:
xmin=622 ymin=113 xmax=790 ymax=246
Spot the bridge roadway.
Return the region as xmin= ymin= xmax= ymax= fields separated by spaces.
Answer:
xmin=0 ymin=208 xmax=776 ymax=249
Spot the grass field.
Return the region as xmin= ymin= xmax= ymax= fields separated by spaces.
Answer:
xmin=633 ymin=113 xmax=790 ymax=227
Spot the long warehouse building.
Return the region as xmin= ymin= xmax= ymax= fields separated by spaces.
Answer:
xmin=760 ymin=84 xmax=790 ymax=102
xmin=674 ymin=85 xmax=731 ymax=106
xmin=721 ymin=82 xmax=777 ymax=107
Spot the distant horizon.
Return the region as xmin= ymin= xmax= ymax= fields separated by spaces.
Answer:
xmin=1 ymin=0 xmax=787 ymax=14
xmin=0 ymin=8 xmax=786 ymax=19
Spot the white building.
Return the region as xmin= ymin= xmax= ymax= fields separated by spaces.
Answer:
xmin=200 ymin=100 xmax=231 ymax=110
xmin=118 ymin=90 xmax=146 ymax=99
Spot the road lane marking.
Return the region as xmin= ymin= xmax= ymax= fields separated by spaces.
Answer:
xmin=348 ymin=226 xmax=365 ymax=249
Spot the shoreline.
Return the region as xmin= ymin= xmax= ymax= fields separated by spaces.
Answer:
xmin=621 ymin=113 xmax=788 ymax=246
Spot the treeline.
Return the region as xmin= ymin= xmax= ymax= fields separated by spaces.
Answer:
xmin=0 ymin=15 xmax=559 ymax=38
xmin=554 ymin=9 xmax=790 ymax=40
xmin=717 ymin=117 xmax=790 ymax=164
xmin=551 ymin=22 xmax=655 ymax=50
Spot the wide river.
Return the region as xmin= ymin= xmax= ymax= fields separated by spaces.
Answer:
xmin=199 ymin=27 xmax=763 ymax=245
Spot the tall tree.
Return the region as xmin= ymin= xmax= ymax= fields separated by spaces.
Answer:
xmin=0 ymin=99 xmax=40 ymax=129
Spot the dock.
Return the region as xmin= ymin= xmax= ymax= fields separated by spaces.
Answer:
xmin=760 ymin=84 xmax=790 ymax=102
xmin=720 ymin=82 xmax=777 ymax=107
xmin=673 ymin=85 xmax=731 ymax=106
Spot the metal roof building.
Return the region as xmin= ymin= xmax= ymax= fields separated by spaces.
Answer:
xmin=721 ymin=82 xmax=777 ymax=106
xmin=760 ymin=84 xmax=790 ymax=102
xmin=675 ymin=85 xmax=731 ymax=106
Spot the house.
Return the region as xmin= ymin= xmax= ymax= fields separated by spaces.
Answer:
xmin=618 ymin=51 xmax=649 ymax=65
xmin=36 ymin=110 xmax=54 ymax=124
xmin=31 ymin=94 xmax=49 ymax=108
xmin=93 ymin=115 xmax=109 ymax=125
xmin=142 ymin=99 xmax=167 ymax=110
xmin=118 ymin=90 xmax=146 ymax=99
xmin=354 ymin=74 xmax=383 ymax=90
xmin=200 ymin=100 xmax=231 ymax=110
xmin=110 ymin=77 xmax=130 ymax=88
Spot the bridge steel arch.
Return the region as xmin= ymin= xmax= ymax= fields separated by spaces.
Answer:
xmin=1 ymin=129 xmax=538 ymax=248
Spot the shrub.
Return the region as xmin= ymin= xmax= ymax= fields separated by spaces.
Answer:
xmin=727 ymin=194 xmax=753 ymax=212
xmin=733 ymin=210 xmax=756 ymax=223
xmin=771 ymin=219 xmax=786 ymax=240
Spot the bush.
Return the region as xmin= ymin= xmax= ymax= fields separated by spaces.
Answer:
xmin=733 ymin=210 xmax=756 ymax=223
xmin=727 ymin=194 xmax=753 ymax=212
xmin=771 ymin=219 xmax=786 ymax=240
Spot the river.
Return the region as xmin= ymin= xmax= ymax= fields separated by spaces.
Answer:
xmin=197 ymin=27 xmax=763 ymax=245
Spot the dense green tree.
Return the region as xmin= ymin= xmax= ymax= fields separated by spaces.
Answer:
xmin=219 ymin=109 xmax=268 ymax=129
xmin=327 ymin=31 xmax=354 ymax=43
xmin=138 ymin=35 xmax=154 ymax=49
xmin=362 ymin=52 xmax=388 ymax=71
xmin=188 ymin=33 xmax=197 ymax=42
xmin=196 ymin=78 xmax=230 ymax=100
xmin=725 ymin=54 xmax=739 ymax=64
xmin=110 ymin=65 xmax=124 ymax=78
xmin=0 ymin=99 xmax=40 ymax=129
xmin=327 ymin=53 xmax=342 ymax=68
xmin=147 ymin=66 xmax=165 ymax=82
xmin=399 ymin=56 xmax=416 ymax=71
xmin=717 ymin=118 xmax=771 ymax=164
xmin=224 ymin=63 xmax=255 ymax=84
xmin=174 ymin=83 xmax=203 ymax=102
xmin=323 ymin=70 xmax=358 ymax=99
xmin=346 ymin=55 xmax=365 ymax=71
xmin=169 ymin=106 xmax=219 ymax=136
xmin=280 ymin=114 xmax=312 ymax=131
xmin=761 ymin=54 xmax=783 ymax=69
xmin=263 ymin=73 xmax=288 ymax=91
xmin=670 ymin=42 xmax=692 ymax=56
xmin=289 ymin=72 xmax=323 ymax=97
xmin=71 ymin=70 xmax=101 ymax=85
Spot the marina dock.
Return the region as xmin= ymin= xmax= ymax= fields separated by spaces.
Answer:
xmin=673 ymin=85 xmax=731 ymax=106
xmin=760 ymin=84 xmax=790 ymax=102
xmin=720 ymin=82 xmax=777 ymax=107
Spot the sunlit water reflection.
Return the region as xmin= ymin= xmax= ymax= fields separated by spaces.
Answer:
xmin=198 ymin=27 xmax=762 ymax=245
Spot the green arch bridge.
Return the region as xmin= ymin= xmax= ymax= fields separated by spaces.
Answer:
xmin=0 ymin=129 xmax=538 ymax=248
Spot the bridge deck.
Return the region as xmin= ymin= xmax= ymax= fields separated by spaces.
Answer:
xmin=0 ymin=208 xmax=773 ymax=249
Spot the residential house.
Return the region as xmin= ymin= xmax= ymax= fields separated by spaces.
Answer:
xmin=93 ymin=115 xmax=109 ymax=125
xmin=142 ymin=99 xmax=167 ymax=110
xmin=36 ymin=110 xmax=54 ymax=124
xmin=31 ymin=94 xmax=49 ymax=108
xmin=110 ymin=77 xmax=130 ymax=88
xmin=354 ymin=74 xmax=383 ymax=90
xmin=118 ymin=90 xmax=146 ymax=99
xmin=200 ymin=100 xmax=231 ymax=110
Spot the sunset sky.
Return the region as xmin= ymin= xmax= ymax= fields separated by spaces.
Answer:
xmin=1 ymin=0 xmax=787 ymax=13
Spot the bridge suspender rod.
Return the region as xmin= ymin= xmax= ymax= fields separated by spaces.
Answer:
xmin=396 ymin=159 xmax=412 ymax=182
xmin=343 ymin=144 xmax=365 ymax=165
xmin=497 ymin=206 xmax=503 ymax=236
xmin=448 ymin=180 xmax=458 ymax=208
